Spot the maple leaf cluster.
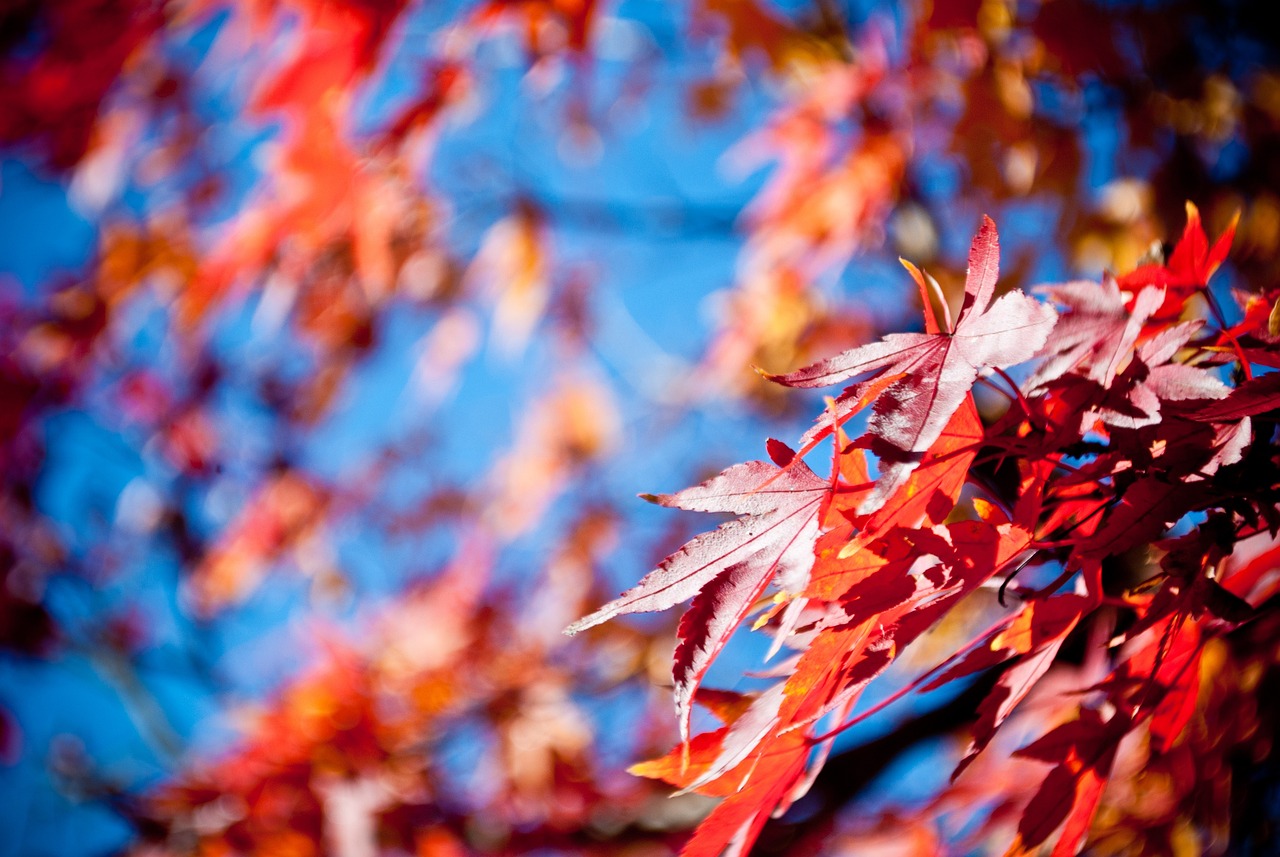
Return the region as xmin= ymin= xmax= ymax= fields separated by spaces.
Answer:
xmin=572 ymin=207 xmax=1280 ymax=856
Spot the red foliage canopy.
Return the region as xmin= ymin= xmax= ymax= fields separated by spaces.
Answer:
xmin=581 ymin=209 xmax=1280 ymax=856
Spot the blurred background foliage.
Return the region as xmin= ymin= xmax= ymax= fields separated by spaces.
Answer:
xmin=1 ymin=0 xmax=1279 ymax=854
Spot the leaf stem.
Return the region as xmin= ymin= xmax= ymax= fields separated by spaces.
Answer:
xmin=1203 ymin=287 xmax=1254 ymax=381
xmin=989 ymin=365 xmax=1036 ymax=423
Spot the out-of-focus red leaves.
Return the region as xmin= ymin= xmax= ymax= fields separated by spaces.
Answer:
xmin=139 ymin=551 xmax=674 ymax=856
xmin=189 ymin=469 xmax=330 ymax=615
xmin=699 ymin=28 xmax=903 ymax=400
xmin=465 ymin=202 xmax=551 ymax=357
xmin=474 ymin=0 xmax=600 ymax=58
xmin=0 ymin=0 xmax=162 ymax=170
xmin=0 ymin=540 xmax=59 ymax=656
xmin=382 ymin=61 xmax=469 ymax=147
xmin=0 ymin=704 xmax=18 ymax=765
xmin=1011 ymin=713 xmax=1120 ymax=857
xmin=693 ymin=0 xmax=800 ymax=72
xmin=1221 ymin=532 xmax=1280 ymax=608
xmin=248 ymin=0 xmax=409 ymax=113
xmin=486 ymin=374 xmax=619 ymax=539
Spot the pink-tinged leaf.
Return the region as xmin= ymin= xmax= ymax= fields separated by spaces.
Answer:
xmin=1144 ymin=362 xmax=1230 ymax=402
xmin=567 ymin=457 xmax=826 ymax=636
xmin=768 ymin=219 xmax=1054 ymax=512
xmin=1030 ymin=278 xmax=1166 ymax=391
xmin=1206 ymin=415 xmax=1251 ymax=472
xmin=1097 ymin=377 xmax=1162 ymax=429
xmin=1090 ymin=319 xmax=1217 ymax=427
xmin=1191 ymin=371 xmax=1280 ymax=422
xmin=867 ymin=284 xmax=1051 ymax=465
xmin=764 ymin=331 xmax=937 ymax=389
xmin=1028 ymin=278 xmax=1139 ymax=389
xmin=1136 ymin=319 xmax=1204 ymax=366
xmin=673 ymin=533 xmax=816 ymax=749
xmin=565 ymin=513 xmax=788 ymax=631
xmin=647 ymin=458 xmax=818 ymax=516
xmin=962 ymin=214 xmax=1001 ymax=315
xmin=762 ymin=592 xmax=809 ymax=661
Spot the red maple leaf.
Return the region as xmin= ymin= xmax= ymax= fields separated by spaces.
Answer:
xmin=565 ymin=442 xmax=830 ymax=745
xmin=1115 ymin=201 xmax=1238 ymax=318
xmin=768 ymin=216 xmax=1056 ymax=512
xmin=939 ymin=592 xmax=1092 ymax=777
xmin=1191 ymin=371 xmax=1280 ymax=422
xmin=632 ymin=698 xmax=810 ymax=857
xmin=1013 ymin=709 xmax=1126 ymax=855
xmin=1027 ymin=276 xmax=1165 ymax=390
xmin=803 ymin=396 xmax=982 ymax=602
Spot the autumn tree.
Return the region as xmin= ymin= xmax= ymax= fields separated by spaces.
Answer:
xmin=2 ymin=1 xmax=1280 ymax=856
